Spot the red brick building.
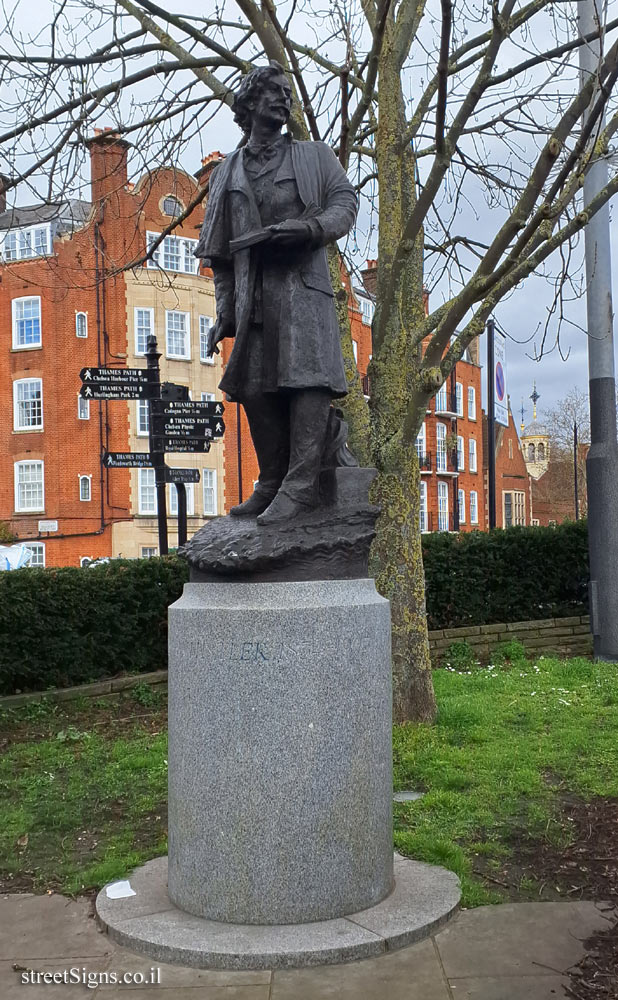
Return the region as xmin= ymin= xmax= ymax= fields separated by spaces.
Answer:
xmin=0 ymin=133 xmax=226 ymax=566
xmin=417 ymin=342 xmax=485 ymax=534
xmin=482 ymin=405 xmax=533 ymax=528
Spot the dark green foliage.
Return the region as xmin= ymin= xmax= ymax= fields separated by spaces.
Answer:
xmin=0 ymin=522 xmax=590 ymax=695
xmin=0 ymin=557 xmax=188 ymax=695
xmin=422 ymin=520 xmax=589 ymax=630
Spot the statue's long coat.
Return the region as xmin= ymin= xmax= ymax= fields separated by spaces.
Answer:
xmin=195 ymin=139 xmax=358 ymax=400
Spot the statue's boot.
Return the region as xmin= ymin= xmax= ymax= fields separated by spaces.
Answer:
xmin=257 ymin=389 xmax=332 ymax=526
xmin=230 ymin=488 xmax=276 ymax=517
xmin=231 ymin=394 xmax=289 ymax=518
xmin=255 ymin=489 xmax=314 ymax=525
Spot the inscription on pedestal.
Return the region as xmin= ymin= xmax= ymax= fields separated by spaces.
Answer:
xmin=185 ymin=633 xmax=374 ymax=665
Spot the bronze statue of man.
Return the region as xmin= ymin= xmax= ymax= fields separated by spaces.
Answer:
xmin=195 ymin=61 xmax=358 ymax=525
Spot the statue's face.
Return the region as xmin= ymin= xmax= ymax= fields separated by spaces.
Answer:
xmin=250 ymin=73 xmax=292 ymax=129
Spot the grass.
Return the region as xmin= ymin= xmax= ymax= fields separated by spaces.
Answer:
xmin=0 ymin=649 xmax=617 ymax=902
xmin=394 ymin=646 xmax=618 ymax=905
xmin=0 ymin=688 xmax=168 ymax=894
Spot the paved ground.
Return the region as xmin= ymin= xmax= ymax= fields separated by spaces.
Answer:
xmin=0 ymin=892 xmax=614 ymax=998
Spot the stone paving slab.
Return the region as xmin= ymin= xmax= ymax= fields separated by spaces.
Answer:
xmin=446 ymin=974 xmax=569 ymax=999
xmin=0 ymin=893 xmax=110 ymax=960
xmin=434 ymin=901 xmax=614 ymax=980
xmin=99 ymin=946 xmax=272 ymax=989
xmin=98 ymin=990 xmax=270 ymax=1000
xmin=270 ymin=938 xmax=450 ymax=999
xmin=1 ymin=889 xmax=615 ymax=999
xmin=0 ymin=959 xmax=103 ymax=999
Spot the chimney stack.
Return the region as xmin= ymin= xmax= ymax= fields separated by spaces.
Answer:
xmin=360 ymin=258 xmax=378 ymax=296
xmin=86 ymin=129 xmax=131 ymax=204
xmin=194 ymin=151 xmax=225 ymax=192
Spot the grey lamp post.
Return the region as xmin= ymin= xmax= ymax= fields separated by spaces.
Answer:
xmin=579 ymin=0 xmax=618 ymax=659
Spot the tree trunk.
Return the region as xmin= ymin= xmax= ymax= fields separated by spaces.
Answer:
xmin=367 ymin=19 xmax=437 ymax=724
xmin=370 ymin=449 xmax=437 ymax=724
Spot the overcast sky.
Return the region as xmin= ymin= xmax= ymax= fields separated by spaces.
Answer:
xmin=6 ymin=0 xmax=616 ymax=431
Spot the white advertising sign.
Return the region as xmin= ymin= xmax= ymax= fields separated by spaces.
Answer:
xmin=493 ymin=331 xmax=508 ymax=427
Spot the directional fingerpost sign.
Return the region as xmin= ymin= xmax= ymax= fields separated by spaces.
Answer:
xmin=80 ymin=367 xmax=157 ymax=400
xmin=150 ymin=400 xmax=225 ymax=441
xmin=78 ymin=340 xmax=226 ymax=558
xmin=102 ymin=452 xmax=153 ymax=469
xmin=159 ymin=438 xmax=212 ymax=453
xmin=164 ymin=467 xmax=201 ymax=484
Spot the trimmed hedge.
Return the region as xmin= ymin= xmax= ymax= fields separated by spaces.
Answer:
xmin=422 ymin=520 xmax=589 ymax=630
xmin=0 ymin=557 xmax=188 ymax=695
xmin=0 ymin=522 xmax=590 ymax=695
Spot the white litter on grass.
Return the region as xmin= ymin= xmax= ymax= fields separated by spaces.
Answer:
xmin=394 ymin=790 xmax=424 ymax=802
xmin=106 ymin=880 xmax=136 ymax=899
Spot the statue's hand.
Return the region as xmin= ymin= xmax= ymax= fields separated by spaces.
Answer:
xmin=207 ymin=316 xmax=234 ymax=356
xmin=267 ymin=219 xmax=312 ymax=248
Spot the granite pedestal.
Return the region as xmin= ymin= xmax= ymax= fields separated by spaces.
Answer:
xmin=96 ymin=576 xmax=462 ymax=968
xmin=168 ymin=579 xmax=393 ymax=924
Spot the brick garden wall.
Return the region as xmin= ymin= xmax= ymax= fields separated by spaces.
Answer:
xmin=429 ymin=616 xmax=592 ymax=665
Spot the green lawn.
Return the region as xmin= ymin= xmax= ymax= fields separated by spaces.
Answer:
xmin=0 ymin=649 xmax=617 ymax=903
xmin=394 ymin=645 xmax=618 ymax=905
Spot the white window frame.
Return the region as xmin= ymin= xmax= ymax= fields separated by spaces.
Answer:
xmin=458 ymin=488 xmax=466 ymax=524
xmin=455 ymin=382 xmax=464 ymax=417
xmin=165 ymin=309 xmax=190 ymax=360
xmin=419 ymin=480 xmax=428 ymax=533
xmin=199 ymin=315 xmax=214 ymax=364
xmin=435 ymin=383 xmax=447 ymax=412
xmin=469 ymin=438 xmax=477 ymax=473
xmin=0 ymin=224 xmax=51 ymax=261
xmin=201 ymin=391 xmax=215 ymax=403
xmin=13 ymin=377 xmax=43 ymax=430
xmin=168 ymin=483 xmax=195 ymax=516
xmin=352 ymin=340 xmax=358 ymax=363
xmin=12 ymin=296 xmax=42 ymax=349
xmin=14 ymin=460 xmax=44 ymax=512
xmin=438 ymin=481 xmax=449 ymax=532
xmin=146 ymin=231 xmax=199 ymax=274
xmin=163 ymin=195 xmax=183 ymax=217
xmin=137 ymin=399 xmax=149 ymax=436
xmin=470 ymin=490 xmax=479 ymax=524
xmin=78 ymin=395 xmax=90 ymax=420
xmin=25 ymin=542 xmax=45 ymax=567
xmin=467 ymin=385 xmax=476 ymax=421
xmin=361 ymin=297 xmax=374 ymax=324
xmin=457 ymin=435 xmax=465 ymax=471
xmin=138 ymin=468 xmax=157 ymax=515
xmin=141 ymin=546 xmax=158 ymax=558
xmin=75 ymin=312 xmax=88 ymax=338
xmin=134 ymin=307 xmax=154 ymax=356
xmin=416 ymin=421 xmax=426 ymax=461
xmin=436 ymin=422 xmax=447 ymax=472
xmin=203 ymin=468 xmax=218 ymax=516
xmin=79 ymin=475 xmax=92 ymax=502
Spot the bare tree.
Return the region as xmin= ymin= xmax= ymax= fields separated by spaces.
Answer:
xmin=3 ymin=0 xmax=618 ymax=721
xmin=544 ymin=386 xmax=590 ymax=517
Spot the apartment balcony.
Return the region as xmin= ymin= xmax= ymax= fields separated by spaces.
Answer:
xmin=434 ymin=390 xmax=459 ymax=417
xmin=417 ymin=450 xmax=433 ymax=473
xmin=435 ymin=449 xmax=459 ymax=477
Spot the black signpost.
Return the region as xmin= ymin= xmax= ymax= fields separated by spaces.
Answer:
xmin=80 ymin=336 xmax=225 ymax=555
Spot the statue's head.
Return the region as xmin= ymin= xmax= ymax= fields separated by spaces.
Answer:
xmin=232 ymin=61 xmax=293 ymax=135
